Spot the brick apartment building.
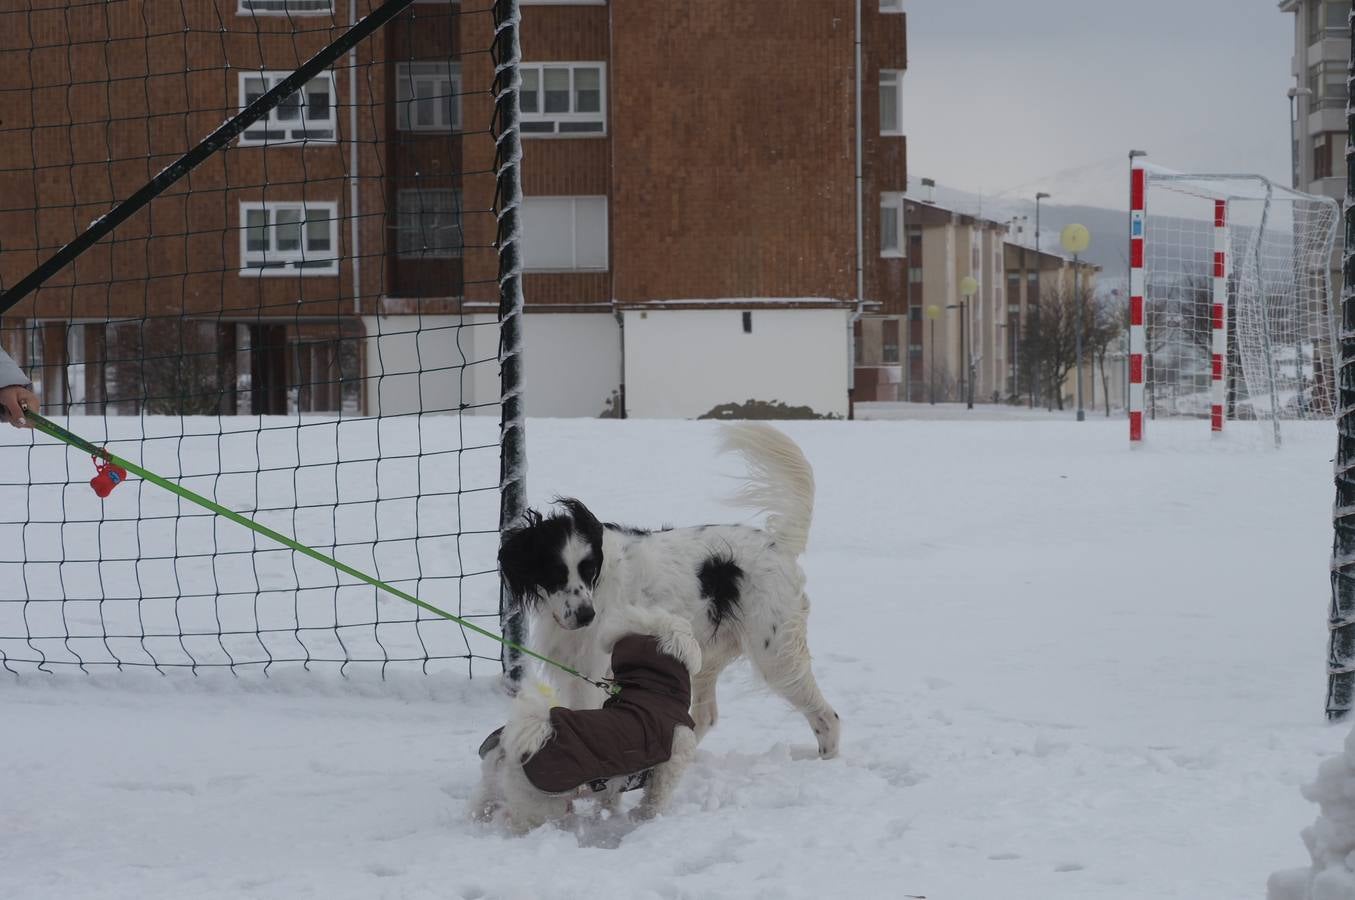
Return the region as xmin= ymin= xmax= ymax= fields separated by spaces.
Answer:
xmin=0 ymin=0 xmax=906 ymax=420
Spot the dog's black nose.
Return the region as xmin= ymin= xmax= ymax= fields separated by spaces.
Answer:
xmin=576 ymin=606 xmax=595 ymax=627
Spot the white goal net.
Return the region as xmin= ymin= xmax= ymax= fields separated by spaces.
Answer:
xmin=1130 ymin=165 xmax=1340 ymax=446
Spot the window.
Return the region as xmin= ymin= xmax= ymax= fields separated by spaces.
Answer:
xmin=1314 ymin=134 xmax=1334 ymax=180
xmin=882 ymin=319 xmax=900 ymax=363
xmin=880 ymin=0 xmax=903 ymax=11
xmin=520 ymin=63 xmax=606 ymax=136
xmin=520 ymin=196 xmax=608 ymax=270
xmin=396 ymin=190 xmax=463 ymax=258
xmin=396 ymin=62 xmax=462 ymax=132
xmin=238 ymin=72 xmax=336 ymax=145
xmin=880 ymin=193 xmax=904 ymax=257
xmin=908 ymin=267 xmax=923 ymax=284
xmin=1309 ymin=60 xmax=1347 ymax=111
xmin=1310 ymin=0 xmax=1347 ymax=44
xmin=879 ymin=70 xmax=903 ymax=135
xmin=240 ymin=0 xmax=331 ymax=13
xmin=240 ymin=202 xmax=338 ymax=275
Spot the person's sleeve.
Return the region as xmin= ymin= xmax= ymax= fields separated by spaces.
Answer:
xmin=0 ymin=347 xmax=30 ymax=389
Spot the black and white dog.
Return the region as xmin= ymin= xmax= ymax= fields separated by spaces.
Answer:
xmin=498 ymin=424 xmax=840 ymax=760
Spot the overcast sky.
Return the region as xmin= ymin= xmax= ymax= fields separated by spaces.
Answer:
xmin=903 ymin=0 xmax=1296 ymax=211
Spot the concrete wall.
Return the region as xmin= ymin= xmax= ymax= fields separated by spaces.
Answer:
xmin=364 ymin=312 xmax=621 ymax=419
xmin=622 ymin=307 xmax=849 ymax=419
xmin=521 ymin=313 xmax=621 ymax=418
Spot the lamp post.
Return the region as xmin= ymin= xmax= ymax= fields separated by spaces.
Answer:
xmin=1008 ymin=308 xmax=1018 ymax=400
xmin=1035 ymin=192 xmax=1050 ymax=253
xmin=926 ymin=304 xmax=941 ymax=404
xmin=1061 ymin=223 xmax=1091 ymax=421
xmin=1289 ymin=86 xmax=1312 ymax=190
xmin=945 ymin=301 xmax=964 ymax=403
xmin=959 ymin=275 xmax=978 ymax=409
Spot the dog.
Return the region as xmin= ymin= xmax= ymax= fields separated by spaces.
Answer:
xmin=470 ymin=607 xmax=701 ymax=833
xmin=498 ymin=423 xmax=840 ymax=760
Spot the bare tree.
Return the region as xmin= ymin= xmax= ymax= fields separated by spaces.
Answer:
xmin=1087 ymin=292 xmax=1126 ymax=417
xmin=139 ymin=318 xmax=226 ymax=416
xmin=1021 ymin=280 xmax=1094 ymax=411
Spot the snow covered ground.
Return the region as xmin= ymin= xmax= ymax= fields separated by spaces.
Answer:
xmin=0 ymin=410 xmax=1343 ymax=899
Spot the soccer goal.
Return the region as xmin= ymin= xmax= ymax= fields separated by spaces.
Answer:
xmin=1128 ymin=160 xmax=1341 ymax=446
xmin=0 ymin=0 xmax=526 ymax=677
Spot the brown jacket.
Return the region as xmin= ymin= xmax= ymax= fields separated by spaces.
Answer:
xmin=521 ymin=634 xmax=696 ymax=794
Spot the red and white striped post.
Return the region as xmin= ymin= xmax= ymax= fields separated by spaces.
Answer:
xmin=1129 ymin=160 xmax=1146 ymax=442
xmin=1210 ymin=199 xmax=1228 ymax=433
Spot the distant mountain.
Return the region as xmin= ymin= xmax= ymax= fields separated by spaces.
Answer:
xmin=1031 ymin=204 xmax=1132 ymax=278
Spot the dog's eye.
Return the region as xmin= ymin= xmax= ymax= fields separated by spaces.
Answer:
xmin=579 ymin=560 xmax=595 ymax=582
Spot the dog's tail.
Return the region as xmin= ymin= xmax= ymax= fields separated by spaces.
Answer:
xmin=503 ymin=682 xmax=558 ymax=763
xmin=719 ymin=423 xmax=815 ymax=558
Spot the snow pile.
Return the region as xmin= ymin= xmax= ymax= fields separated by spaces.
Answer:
xmin=1270 ymin=727 xmax=1355 ymax=900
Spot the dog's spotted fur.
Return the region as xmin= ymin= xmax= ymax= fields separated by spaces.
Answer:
xmin=498 ymin=424 xmax=840 ymax=760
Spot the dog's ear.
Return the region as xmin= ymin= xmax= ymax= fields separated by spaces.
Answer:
xmin=499 ymin=511 xmax=543 ymax=604
xmin=478 ymin=726 xmax=505 ymax=759
xmin=557 ymin=497 xmax=603 ymax=545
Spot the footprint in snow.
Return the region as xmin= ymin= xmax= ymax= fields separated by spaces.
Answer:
xmin=107 ymin=780 xmax=198 ymax=795
xmin=1056 ymin=863 xmax=1085 ymax=873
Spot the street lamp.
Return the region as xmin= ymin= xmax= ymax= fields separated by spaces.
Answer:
xmin=1288 ymin=86 xmax=1312 ymax=190
xmin=1035 ymin=192 xmax=1050 ymax=253
xmin=959 ymin=275 xmax=978 ymax=410
xmin=1061 ymin=223 xmax=1091 ymax=421
xmin=944 ymin=302 xmax=963 ymax=403
xmin=925 ymin=304 xmax=941 ymax=404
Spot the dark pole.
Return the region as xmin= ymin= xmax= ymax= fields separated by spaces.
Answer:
xmin=1030 ymin=194 xmax=1048 ymax=410
xmin=1035 ymin=192 xmax=1049 ymax=256
xmin=929 ymin=318 xmax=936 ymax=404
xmin=959 ymin=300 xmax=966 ymax=405
xmin=1327 ymin=0 xmax=1355 ymax=720
xmin=965 ymin=299 xmax=975 ymax=410
xmin=1289 ymin=88 xmax=1299 ymax=190
xmin=1009 ymin=312 xmax=1018 ymax=400
xmin=494 ymin=0 xmax=528 ymax=686
xmin=1075 ymin=256 xmax=1085 ymax=421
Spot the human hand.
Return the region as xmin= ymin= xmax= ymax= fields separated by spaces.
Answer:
xmin=0 ymin=385 xmax=38 ymax=428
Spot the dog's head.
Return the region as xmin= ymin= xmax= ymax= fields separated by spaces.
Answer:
xmin=499 ymin=498 xmax=604 ymax=630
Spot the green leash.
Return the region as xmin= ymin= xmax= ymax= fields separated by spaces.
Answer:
xmin=23 ymin=410 xmax=617 ymax=696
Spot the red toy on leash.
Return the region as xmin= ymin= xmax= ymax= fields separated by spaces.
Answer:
xmin=90 ymin=455 xmax=127 ymax=498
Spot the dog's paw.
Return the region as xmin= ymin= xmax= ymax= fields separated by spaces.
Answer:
xmin=813 ymin=710 xmax=841 ymax=759
xmin=470 ymin=797 xmax=502 ymax=823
